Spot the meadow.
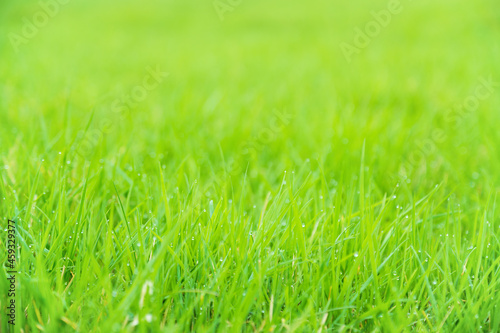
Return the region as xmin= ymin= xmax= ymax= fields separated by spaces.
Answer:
xmin=1 ymin=0 xmax=500 ymax=331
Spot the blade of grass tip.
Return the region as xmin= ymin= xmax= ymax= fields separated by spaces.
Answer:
xmin=473 ymin=190 xmax=492 ymax=283
xmin=412 ymin=194 xmax=416 ymax=251
xmin=105 ymin=221 xmax=184 ymax=329
xmin=56 ymin=176 xmax=67 ymax=234
xmin=114 ymin=183 xmax=137 ymax=265
xmin=70 ymin=107 xmax=96 ymax=156
xmin=23 ymin=163 xmax=41 ymax=227
xmin=410 ymin=246 xmax=438 ymax=320
xmin=158 ymin=161 xmax=171 ymax=230
xmin=257 ymin=192 xmax=271 ymax=230
xmin=350 ymin=240 xmax=404 ymax=304
xmin=125 ymin=181 xmax=134 ymax=217
xmin=67 ymin=167 xmax=91 ymax=259
xmin=287 ymin=177 xmax=306 ymax=260
xmin=367 ymin=194 xmax=387 ymax=302
xmin=238 ymin=163 xmax=249 ymax=226
xmin=218 ymin=142 xmax=227 ymax=176
xmin=360 ymin=139 xmax=365 ymax=221
xmin=63 ymin=85 xmax=72 ymax=143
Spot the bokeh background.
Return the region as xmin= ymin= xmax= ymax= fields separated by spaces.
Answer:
xmin=1 ymin=0 xmax=499 ymax=194
xmin=1 ymin=0 xmax=500 ymax=331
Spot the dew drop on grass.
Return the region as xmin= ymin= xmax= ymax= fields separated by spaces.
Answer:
xmin=354 ymin=252 xmax=359 ymax=258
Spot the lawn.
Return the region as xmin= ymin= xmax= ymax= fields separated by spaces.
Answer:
xmin=1 ymin=0 xmax=500 ymax=331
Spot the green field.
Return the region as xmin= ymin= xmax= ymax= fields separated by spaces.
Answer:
xmin=1 ymin=0 xmax=500 ymax=331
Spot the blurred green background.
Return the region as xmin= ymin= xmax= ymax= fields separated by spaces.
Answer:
xmin=1 ymin=0 xmax=499 ymax=195
xmin=1 ymin=0 xmax=500 ymax=331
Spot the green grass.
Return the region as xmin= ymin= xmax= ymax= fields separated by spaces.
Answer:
xmin=1 ymin=0 xmax=500 ymax=331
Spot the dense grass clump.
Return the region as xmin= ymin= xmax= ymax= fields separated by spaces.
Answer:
xmin=1 ymin=0 xmax=500 ymax=331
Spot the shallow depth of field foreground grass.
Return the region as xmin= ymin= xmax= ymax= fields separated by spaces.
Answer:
xmin=1 ymin=0 xmax=500 ymax=331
